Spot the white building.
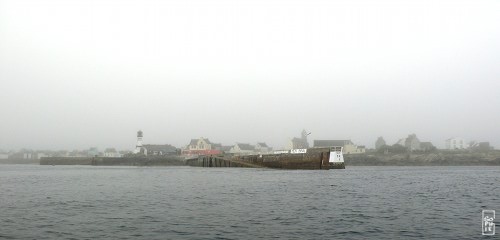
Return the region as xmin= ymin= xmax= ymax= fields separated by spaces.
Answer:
xmin=103 ymin=148 xmax=122 ymax=157
xmin=313 ymin=140 xmax=365 ymax=154
xmin=186 ymin=137 xmax=215 ymax=151
xmin=36 ymin=152 xmax=49 ymax=159
xmin=229 ymin=143 xmax=256 ymax=155
xmin=445 ymin=137 xmax=467 ymax=150
xmin=255 ymin=142 xmax=272 ymax=154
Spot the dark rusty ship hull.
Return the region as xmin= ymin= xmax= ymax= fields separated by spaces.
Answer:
xmin=186 ymin=148 xmax=345 ymax=170
xmin=330 ymin=162 xmax=346 ymax=169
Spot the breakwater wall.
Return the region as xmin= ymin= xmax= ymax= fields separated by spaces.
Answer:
xmin=40 ymin=157 xmax=92 ymax=165
xmin=40 ymin=156 xmax=185 ymax=166
xmin=0 ymin=158 xmax=40 ymax=164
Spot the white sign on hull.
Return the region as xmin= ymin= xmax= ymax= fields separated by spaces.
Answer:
xmin=290 ymin=149 xmax=307 ymax=154
xmin=273 ymin=150 xmax=290 ymax=154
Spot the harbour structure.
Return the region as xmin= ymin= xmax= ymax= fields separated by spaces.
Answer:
xmin=186 ymin=147 xmax=345 ymax=170
xmin=40 ymin=146 xmax=345 ymax=169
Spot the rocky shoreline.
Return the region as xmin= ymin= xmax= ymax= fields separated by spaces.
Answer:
xmin=345 ymin=151 xmax=500 ymax=166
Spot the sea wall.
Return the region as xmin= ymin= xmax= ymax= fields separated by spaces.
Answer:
xmin=40 ymin=157 xmax=92 ymax=165
xmin=0 ymin=158 xmax=40 ymax=164
xmin=93 ymin=156 xmax=185 ymax=166
xmin=40 ymin=156 xmax=185 ymax=166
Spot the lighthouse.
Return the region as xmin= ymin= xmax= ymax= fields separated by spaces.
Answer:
xmin=134 ymin=130 xmax=143 ymax=153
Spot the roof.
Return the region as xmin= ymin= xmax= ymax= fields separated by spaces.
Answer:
xmin=236 ymin=143 xmax=255 ymax=151
xmin=395 ymin=139 xmax=405 ymax=145
xmin=143 ymin=144 xmax=177 ymax=153
xmin=188 ymin=138 xmax=212 ymax=146
xmin=220 ymin=146 xmax=232 ymax=151
xmin=313 ymin=140 xmax=353 ymax=147
xmin=420 ymin=142 xmax=434 ymax=147
xmin=211 ymin=143 xmax=222 ymax=148
xmin=257 ymin=142 xmax=268 ymax=147
xmin=446 ymin=137 xmax=465 ymax=141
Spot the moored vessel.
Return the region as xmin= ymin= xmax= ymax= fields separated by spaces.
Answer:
xmin=186 ymin=147 xmax=345 ymax=170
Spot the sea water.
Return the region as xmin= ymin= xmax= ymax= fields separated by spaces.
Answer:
xmin=1 ymin=165 xmax=498 ymax=239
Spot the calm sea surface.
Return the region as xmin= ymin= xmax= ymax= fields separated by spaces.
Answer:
xmin=1 ymin=165 xmax=499 ymax=239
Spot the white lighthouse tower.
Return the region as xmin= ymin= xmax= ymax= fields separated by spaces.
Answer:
xmin=134 ymin=130 xmax=143 ymax=153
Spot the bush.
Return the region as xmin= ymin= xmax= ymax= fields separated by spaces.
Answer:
xmin=377 ymin=144 xmax=407 ymax=154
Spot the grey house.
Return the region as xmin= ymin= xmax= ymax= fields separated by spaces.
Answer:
xmin=140 ymin=144 xmax=178 ymax=156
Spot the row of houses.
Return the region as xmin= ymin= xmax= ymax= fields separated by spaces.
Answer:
xmin=135 ymin=134 xmax=274 ymax=157
xmin=313 ymin=140 xmax=366 ymax=154
xmin=287 ymin=130 xmax=366 ymax=154
xmin=5 ymin=131 xmax=490 ymax=160
xmin=134 ymin=130 xmax=366 ymax=157
xmin=445 ymin=138 xmax=492 ymax=151
xmin=184 ymin=138 xmax=273 ymax=155
xmin=374 ymin=134 xmax=436 ymax=153
xmin=0 ymin=148 xmax=131 ymax=160
xmin=374 ymin=134 xmax=492 ymax=152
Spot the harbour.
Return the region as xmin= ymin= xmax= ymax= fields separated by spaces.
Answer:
xmin=40 ymin=147 xmax=346 ymax=170
xmin=2 ymin=0 xmax=499 ymax=238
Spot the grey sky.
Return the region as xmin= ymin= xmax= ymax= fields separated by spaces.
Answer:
xmin=1 ymin=0 xmax=499 ymax=151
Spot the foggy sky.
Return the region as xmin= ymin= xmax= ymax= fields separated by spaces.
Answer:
xmin=1 ymin=0 xmax=499 ymax=151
